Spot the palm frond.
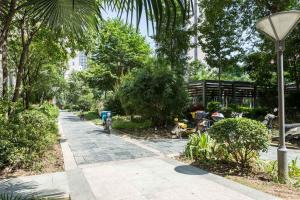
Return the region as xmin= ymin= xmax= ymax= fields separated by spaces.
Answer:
xmin=22 ymin=0 xmax=193 ymax=35
xmin=28 ymin=0 xmax=99 ymax=35
xmin=104 ymin=0 xmax=194 ymax=32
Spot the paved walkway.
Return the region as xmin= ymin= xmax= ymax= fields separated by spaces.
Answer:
xmin=0 ymin=172 xmax=69 ymax=199
xmin=59 ymin=112 xmax=279 ymax=200
xmin=60 ymin=112 xmax=154 ymax=165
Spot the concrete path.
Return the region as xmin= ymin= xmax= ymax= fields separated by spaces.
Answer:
xmin=60 ymin=112 xmax=154 ymax=166
xmin=0 ymin=172 xmax=69 ymax=199
xmin=59 ymin=111 xmax=280 ymax=200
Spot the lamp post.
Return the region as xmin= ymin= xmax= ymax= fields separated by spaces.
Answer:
xmin=256 ymin=10 xmax=300 ymax=182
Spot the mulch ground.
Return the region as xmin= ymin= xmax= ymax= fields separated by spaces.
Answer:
xmin=0 ymin=142 xmax=64 ymax=180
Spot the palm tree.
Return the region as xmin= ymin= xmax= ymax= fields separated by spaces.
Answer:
xmin=0 ymin=0 xmax=193 ymax=102
xmin=0 ymin=0 xmax=194 ymax=49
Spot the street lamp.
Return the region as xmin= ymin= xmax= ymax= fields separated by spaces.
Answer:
xmin=256 ymin=10 xmax=300 ymax=182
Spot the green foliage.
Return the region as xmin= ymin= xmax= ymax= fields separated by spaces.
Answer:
xmin=92 ymin=20 xmax=151 ymax=79
xmin=65 ymin=72 xmax=95 ymax=111
xmin=185 ymin=133 xmax=214 ymax=161
xmin=103 ymin=92 xmax=125 ymax=115
xmin=38 ymin=102 xmax=59 ymax=120
xmin=257 ymin=160 xmax=278 ymax=182
xmin=153 ymin=6 xmax=193 ymax=76
xmin=112 ymin=117 xmax=151 ymax=130
xmin=83 ymin=63 xmax=118 ymax=95
xmin=198 ymin=0 xmax=244 ymax=80
xmin=185 ymin=133 xmax=229 ymax=162
xmin=209 ymin=118 xmax=270 ymax=168
xmin=0 ymin=109 xmax=58 ymax=169
xmin=286 ymin=92 xmax=300 ymax=110
xmin=118 ymin=65 xmax=188 ymax=126
xmin=221 ymin=105 xmax=268 ymax=119
xmin=77 ymin=93 xmax=94 ymax=111
xmin=207 ymin=101 xmax=222 ymax=112
xmin=289 ymin=158 xmax=300 ymax=179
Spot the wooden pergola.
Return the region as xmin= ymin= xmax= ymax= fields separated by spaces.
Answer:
xmin=187 ymin=80 xmax=265 ymax=108
xmin=188 ymin=80 xmax=299 ymax=108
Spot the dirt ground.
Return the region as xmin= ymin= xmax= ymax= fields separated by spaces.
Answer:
xmin=177 ymin=156 xmax=300 ymax=200
xmin=0 ymin=142 xmax=64 ymax=179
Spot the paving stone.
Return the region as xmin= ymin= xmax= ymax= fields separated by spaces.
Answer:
xmin=59 ymin=112 xmax=155 ymax=165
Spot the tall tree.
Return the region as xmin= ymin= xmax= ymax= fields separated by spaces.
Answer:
xmin=198 ymin=0 xmax=245 ymax=101
xmin=153 ymin=6 xmax=194 ymax=76
xmin=92 ymin=20 xmax=151 ymax=79
xmin=0 ymin=0 xmax=194 ymax=49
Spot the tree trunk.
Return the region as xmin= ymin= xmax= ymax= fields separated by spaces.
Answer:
xmin=294 ymin=61 xmax=300 ymax=93
xmin=218 ymin=65 xmax=222 ymax=103
xmin=0 ymin=0 xmax=16 ymax=49
xmin=12 ymin=43 xmax=30 ymax=102
xmin=2 ymin=39 xmax=8 ymax=97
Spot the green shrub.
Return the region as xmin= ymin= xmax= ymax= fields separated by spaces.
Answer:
xmin=238 ymin=106 xmax=267 ymax=119
xmin=104 ymin=92 xmax=125 ymax=115
xmin=118 ymin=66 xmax=188 ymax=126
xmin=77 ymin=93 xmax=94 ymax=111
xmin=207 ymin=101 xmax=221 ymax=112
xmin=185 ymin=133 xmax=214 ymax=161
xmin=0 ymin=110 xmax=58 ymax=169
xmin=112 ymin=117 xmax=151 ymax=130
xmin=286 ymin=92 xmax=300 ymax=110
xmin=38 ymin=102 xmax=59 ymax=119
xmin=185 ymin=133 xmax=228 ymax=161
xmin=257 ymin=159 xmax=278 ymax=181
xmin=209 ymin=118 xmax=270 ymax=168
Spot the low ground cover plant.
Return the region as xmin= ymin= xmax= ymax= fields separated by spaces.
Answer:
xmin=112 ymin=116 xmax=152 ymax=130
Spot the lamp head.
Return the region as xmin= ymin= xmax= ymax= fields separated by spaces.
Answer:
xmin=256 ymin=10 xmax=300 ymax=41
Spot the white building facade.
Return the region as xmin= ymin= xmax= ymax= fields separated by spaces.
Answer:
xmin=65 ymin=51 xmax=88 ymax=78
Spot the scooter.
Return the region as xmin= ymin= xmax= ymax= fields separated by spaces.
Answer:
xmin=105 ymin=112 xmax=112 ymax=134
xmin=263 ymin=108 xmax=300 ymax=145
xmin=196 ymin=111 xmax=225 ymax=134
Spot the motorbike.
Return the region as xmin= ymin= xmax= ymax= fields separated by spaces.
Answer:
xmin=196 ymin=111 xmax=225 ymax=134
xmin=105 ymin=115 xmax=112 ymax=134
xmin=171 ymin=118 xmax=189 ymax=139
xmin=263 ymin=108 xmax=300 ymax=146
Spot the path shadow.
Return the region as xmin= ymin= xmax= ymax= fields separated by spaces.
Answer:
xmin=60 ymin=138 xmax=67 ymax=143
xmin=174 ymin=165 xmax=208 ymax=175
xmin=62 ymin=116 xmax=81 ymax=122
xmin=0 ymin=179 xmax=66 ymax=198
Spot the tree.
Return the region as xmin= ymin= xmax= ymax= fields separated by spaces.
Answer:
xmin=198 ymin=0 xmax=245 ymax=101
xmin=153 ymin=6 xmax=194 ymax=76
xmin=65 ymin=72 xmax=94 ymax=110
xmin=0 ymin=0 xmax=193 ymax=49
xmin=83 ymin=63 xmax=118 ymax=98
xmin=118 ymin=63 xmax=188 ymax=126
xmin=91 ymin=19 xmax=151 ymax=79
xmin=7 ymin=26 xmax=69 ymax=108
xmin=242 ymin=1 xmax=300 ymax=92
